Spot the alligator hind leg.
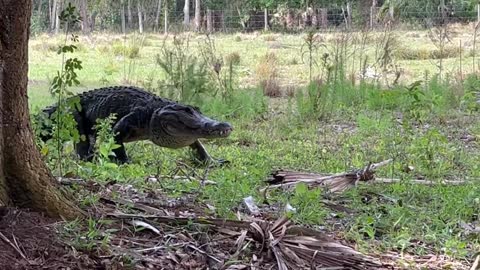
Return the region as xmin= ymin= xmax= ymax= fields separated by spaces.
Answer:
xmin=189 ymin=140 xmax=229 ymax=167
xmin=75 ymin=139 xmax=92 ymax=161
xmin=74 ymin=114 xmax=94 ymax=161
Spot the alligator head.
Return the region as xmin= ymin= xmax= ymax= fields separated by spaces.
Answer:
xmin=149 ymin=104 xmax=233 ymax=148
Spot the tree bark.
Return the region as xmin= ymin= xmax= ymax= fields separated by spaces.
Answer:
xmin=0 ymin=0 xmax=81 ymax=219
xmin=137 ymin=1 xmax=143 ymax=33
xmin=183 ymin=0 xmax=190 ymax=28
xmin=79 ymin=0 xmax=90 ymax=34
xmin=206 ymin=8 xmax=212 ymax=32
xmin=121 ymin=0 xmax=126 ymax=34
xmin=155 ymin=0 xmax=162 ymax=32
xmin=194 ymin=0 xmax=201 ymax=32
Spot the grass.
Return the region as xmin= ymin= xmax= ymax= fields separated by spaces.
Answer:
xmin=27 ymin=28 xmax=480 ymax=265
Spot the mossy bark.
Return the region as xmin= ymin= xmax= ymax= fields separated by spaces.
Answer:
xmin=0 ymin=0 xmax=82 ymax=219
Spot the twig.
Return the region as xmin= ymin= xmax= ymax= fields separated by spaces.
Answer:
xmin=187 ymin=244 xmax=222 ymax=263
xmin=374 ymin=178 xmax=467 ymax=185
xmin=0 ymin=232 xmax=28 ymax=261
xmin=471 ymin=254 xmax=480 ymax=270
xmin=107 ymin=212 xmax=253 ymax=229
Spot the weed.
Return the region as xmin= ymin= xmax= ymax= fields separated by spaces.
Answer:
xmin=260 ymin=78 xmax=282 ymax=97
xmin=289 ymin=184 xmax=327 ymax=225
xmin=263 ymin=35 xmax=277 ymax=41
xmin=156 ymin=34 xmax=211 ymax=104
xmin=225 ymin=52 xmax=241 ymax=66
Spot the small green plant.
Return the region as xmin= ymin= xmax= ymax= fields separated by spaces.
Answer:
xmin=46 ymin=3 xmax=83 ymax=175
xmin=156 ymin=34 xmax=212 ymax=104
xmin=289 ymin=184 xmax=327 ymax=225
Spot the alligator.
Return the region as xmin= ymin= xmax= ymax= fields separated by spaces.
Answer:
xmin=38 ymin=86 xmax=233 ymax=165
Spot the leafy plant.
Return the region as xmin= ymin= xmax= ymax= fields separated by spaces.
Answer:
xmin=156 ymin=34 xmax=212 ymax=104
xmin=47 ymin=3 xmax=83 ymax=175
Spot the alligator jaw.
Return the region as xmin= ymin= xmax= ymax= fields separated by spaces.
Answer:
xmin=201 ymin=121 xmax=233 ymax=139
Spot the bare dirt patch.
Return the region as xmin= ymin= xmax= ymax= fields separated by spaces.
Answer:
xmin=0 ymin=207 xmax=99 ymax=270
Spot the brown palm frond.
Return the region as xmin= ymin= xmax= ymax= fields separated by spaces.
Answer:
xmin=262 ymin=159 xmax=392 ymax=194
xmin=248 ymin=215 xmax=384 ymax=269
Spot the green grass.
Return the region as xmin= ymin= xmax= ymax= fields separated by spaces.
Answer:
xmin=27 ymin=29 xmax=480 ymax=263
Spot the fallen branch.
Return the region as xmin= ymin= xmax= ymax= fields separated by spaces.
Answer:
xmin=375 ymin=178 xmax=467 ymax=185
xmin=261 ymin=159 xmax=392 ymax=193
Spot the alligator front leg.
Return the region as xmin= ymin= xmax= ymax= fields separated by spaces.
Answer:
xmin=190 ymin=140 xmax=229 ymax=167
xmin=111 ymin=111 xmax=142 ymax=164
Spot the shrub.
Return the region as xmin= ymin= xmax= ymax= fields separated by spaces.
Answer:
xmin=284 ymin=84 xmax=296 ymax=97
xmin=288 ymin=57 xmax=299 ymax=65
xmin=260 ymin=78 xmax=282 ymax=98
xmin=396 ymin=46 xmax=463 ymax=60
xmin=234 ymin=36 xmax=242 ymax=42
xmin=225 ymin=52 xmax=241 ymax=66
xmin=263 ymin=35 xmax=277 ymax=42
xmin=255 ymin=52 xmax=278 ymax=82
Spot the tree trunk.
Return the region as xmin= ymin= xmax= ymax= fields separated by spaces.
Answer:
xmin=345 ymin=2 xmax=352 ymax=29
xmin=286 ymin=9 xmax=294 ymax=30
xmin=370 ymin=0 xmax=377 ymax=28
xmin=264 ymin=8 xmax=268 ymax=31
xmin=137 ymin=1 xmax=143 ymax=33
xmin=220 ymin=10 xmax=225 ymax=32
xmin=127 ymin=0 xmax=133 ymax=28
xmin=37 ymin=0 xmax=43 ymax=13
xmin=54 ymin=0 xmax=61 ymax=34
xmin=206 ymin=8 xmax=212 ymax=32
xmin=79 ymin=0 xmax=90 ymax=34
xmin=121 ymin=0 xmax=126 ymax=34
xmin=0 ymin=0 xmax=81 ymax=219
xmin=50 ymin=0 xmax=56 ymax=31
xmin=164 ymin=0 xmax=168 ymax=34
xmin=155 ymin=0 xmax=162 ymax=32
xmin=194 ymin=0 xmax=201 ymax=32
xmin=183 ymin=0 xmax=190 ymax=28
xmin=319 ymin=8 xmax=328 ymax=28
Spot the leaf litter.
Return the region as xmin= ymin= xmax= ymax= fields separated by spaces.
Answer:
xmin=1 ymin=164 xmax=475 ymax=269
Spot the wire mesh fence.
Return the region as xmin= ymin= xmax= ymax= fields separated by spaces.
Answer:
xmin=31 ymin=3 xmax=480 ymax=35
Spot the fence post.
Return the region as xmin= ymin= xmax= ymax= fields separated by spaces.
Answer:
xmin=264 ymin=8 xmax=269 ymax=31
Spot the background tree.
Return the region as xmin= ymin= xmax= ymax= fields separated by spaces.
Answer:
xmin=0 ymin=0 xmax=81 ymax=219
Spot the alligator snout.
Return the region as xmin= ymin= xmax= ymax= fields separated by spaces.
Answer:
xmin=204 ymin=121 xmax=233 ymax=138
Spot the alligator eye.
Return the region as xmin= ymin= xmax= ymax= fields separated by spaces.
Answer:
xmin=185 ymin=107 xmax=194 ymax=114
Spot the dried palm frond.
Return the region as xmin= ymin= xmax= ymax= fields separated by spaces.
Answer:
xmin=248 ymin=215 xmax=384 ymax=269
xmin=262 ymin=159 xmax=392 ymax=194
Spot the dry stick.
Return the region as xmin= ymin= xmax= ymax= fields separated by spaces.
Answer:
xmin=0 ymin=232 xmax=28 ymax=261
xmin=107 ymin=212 xmax=253 ymax=229
xmin=374 ymin=178 xmax=467 ymax=185
xmin=261 ymin=159 xmax=392 ymax=191
xmin=471 ymin=254 xmax=480 ymax=270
